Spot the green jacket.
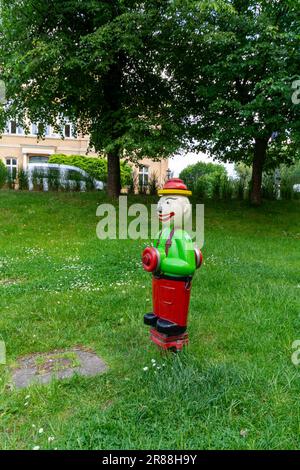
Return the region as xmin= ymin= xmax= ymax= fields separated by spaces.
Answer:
xmin=155 ymin=227 xmax=196 ymax=277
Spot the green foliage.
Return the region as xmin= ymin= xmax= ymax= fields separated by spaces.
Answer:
xmin=281 ymin=160 xmax=300 ymax=186
xmin=211 ymin=173 xmax=222 ymax=200
xmin=181 ymin=161 xmax=227 ymax=200
xmin=262 ymin=174 xmax=275 ymax=200
xmin=194 ymin=175 xmax=209 ymax=200
xmin=281 ymin=181 xmax=293 ymax=200
xmin=0 ymin=160 xmax=7 ymax=188
xmin=18 ymin=169 xmax=29 ymax=190
xmin=234 ymin=162 xmax=300 ymax=201
xmin=32 ymin=168 xmax=44 ymax=191
xmin=49 ymin=154 xmax=131 ymax=188
xmin=280 ymin=161 xmax=300 ymax=200
xmin=180 ymin=161 xmax=227 ymax=192
xmin=169 ymin=1 xmax=300 ymax=162
xmin=6 ymin=167 xmax=17 ymax=189
xmin=49 ymin=155 xmax=107 ymax=182
xmin=148 ymin=172 xmax=159 ymax=196
xmin=0 ymin=0 xmax=184 ymax=195
xmin=120 ymin=162 xmax=132 ymax=187
xmin=161 ymin=0 xmax=300 ymax=203
xmin=47 ymin=168 xmax=60 ymax=192
xmin=220 ymin=176 xmax=234 ymax=200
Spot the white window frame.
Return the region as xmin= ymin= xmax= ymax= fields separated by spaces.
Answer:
xmin=7 ymin=120 xmax=17 ymax=134
xmin=31 ymin=123 xmax=51 ymax=137
xmin=4 ymin=121 xmax=24 ymax=135
xmin=139 ymin=166 xmax=149 ymax=187
xmin=5 ymin=157 xmax=18 ymax=176
xmin=64 ymin=123 xmax=73 ymax=138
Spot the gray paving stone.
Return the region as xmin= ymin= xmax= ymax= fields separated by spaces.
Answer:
xmin=11 ymin=347 xmax=108 ymax=389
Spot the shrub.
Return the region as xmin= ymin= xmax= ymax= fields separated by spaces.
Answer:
xmin=32 ymin=168 xmax=44 ymax=191
xmin=148 ymin=172 xmax=159 ymax=195
xmin=0 ymin=160 xmax=7 ymax=188
xmin=194 ymin=175 xmax=209 ymax=200
xmin=7 ymin=168 xmax=17 ymax=189
xmin=48 ymin=168 xmax=60 ymax=191
xmin=211 ymin=173 xmax=222 ymax=200
xmin=18 ymin=169 xmax=29 ymax=190
xmin=234 ymin=179 xmax=245 ymax=200
xmin=281 ymin=181 xmax=293 ymax=200
xmin=221 ymin=176 xmax=234 ymax=200
xmin=49 ymin=154 xmax=107 ymax=181
xmin=262 ymin=174 xmax=275 ymax=200
xmin=127 ymin=171 xmax=138 ymax=194
xmin=49 ymin=154 xmax=132 ymax=188
xmin=180 ymin=161 xmax=227 ymax=192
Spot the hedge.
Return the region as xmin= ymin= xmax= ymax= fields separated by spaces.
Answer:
xmin=0 ymin=160 xmax=7 ymax=188
xmin=49 ymin=154 xmax=132 ymax=187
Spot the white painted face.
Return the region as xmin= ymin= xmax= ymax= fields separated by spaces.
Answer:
xmin=157 ymin=195 xmax=191 ymax=228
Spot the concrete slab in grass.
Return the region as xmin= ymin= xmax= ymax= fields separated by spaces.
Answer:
xmin=11 ymin=346 xmax=108 ymax=389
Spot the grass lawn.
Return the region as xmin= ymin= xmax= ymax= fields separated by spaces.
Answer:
xmin=0 ymin=190 xmax=299 ymax=450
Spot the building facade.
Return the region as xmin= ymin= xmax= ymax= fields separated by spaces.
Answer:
xmin=0 ymin=121 xmax=169 ymax=188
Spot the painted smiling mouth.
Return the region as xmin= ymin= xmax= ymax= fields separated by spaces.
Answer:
xmin=158 ymin=212 xmax=175 ymax=221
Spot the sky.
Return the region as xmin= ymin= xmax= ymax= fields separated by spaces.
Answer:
xmin=169 ymin=151 xmax=236 ymax=178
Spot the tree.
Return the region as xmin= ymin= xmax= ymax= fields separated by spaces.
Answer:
xmin=180 ymin=161 xmax=226 ymax=190
xmin=161 ymin=0 xmax=300 ymax=205
xmin=0 ymin=0 xmax=183 ymax=197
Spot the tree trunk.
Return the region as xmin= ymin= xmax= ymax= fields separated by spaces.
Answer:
xmin=107 ymin=151 xmax=121 ymax=198
xmin=250 ymin=138 xmax=268 ymax=206
xmin=103 ymin=57 xmax=123 ymax=199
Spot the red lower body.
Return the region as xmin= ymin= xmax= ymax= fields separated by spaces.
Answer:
xmin=150 ymin=329 xmax=189 ymax=352
xmin=152 ymin=276 xmax=192 ymax=327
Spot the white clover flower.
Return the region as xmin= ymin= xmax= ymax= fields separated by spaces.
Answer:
xmin=143 ymin=367 xmax=149 ymax=371
xmin=38 ymin=428 xmax=44 ymax=434
xmin=33 ymin=446 xmax=40 ymax=450
xmin=48 ymin=436 xmax=55 ymax=443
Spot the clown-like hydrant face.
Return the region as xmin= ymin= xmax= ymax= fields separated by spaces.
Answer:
xmin=157 ymin=195 xmax=191 ymax=228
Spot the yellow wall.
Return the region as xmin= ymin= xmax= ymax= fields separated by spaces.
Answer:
xmin=0 ymin=134 xmax=169 ymax=186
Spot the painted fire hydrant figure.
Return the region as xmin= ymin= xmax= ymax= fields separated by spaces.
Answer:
xmin=142 ymin=178 xmax=203 ymax=351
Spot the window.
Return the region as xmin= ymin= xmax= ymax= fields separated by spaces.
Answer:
xmin=31 ymin=123 xmax=38 ymax=135
xmin=31 ymin=123 xmax=50 ymax=136
xmin=9 ymin=121 xmax=17 ymax=134
xmin=139 ymin=166 xmax=149 ymax=187
xmin=5 ymin=158 xmax=18 ymax=177
xmin=64 ymin=124 xmax=71 ymax=138
xmin=5 ymin=121 xmax=24 ymax=134
xmin=29 ymin=156 xmax=49 ymax=164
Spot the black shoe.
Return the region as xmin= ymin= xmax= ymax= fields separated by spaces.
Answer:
xmin=156 ymin=319 xmax=186 ymax=336
xmin=144 ymin=313 xmax=158 ymax=326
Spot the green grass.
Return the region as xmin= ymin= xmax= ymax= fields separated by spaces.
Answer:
xmin=0 ymin=190 xmax=299 ymax=450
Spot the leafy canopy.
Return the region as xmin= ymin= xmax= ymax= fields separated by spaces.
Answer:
xmin=0 ymin=0 xmax=184 ymax=162
xmin=161 ymin=0 xmax=300 ymax=168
